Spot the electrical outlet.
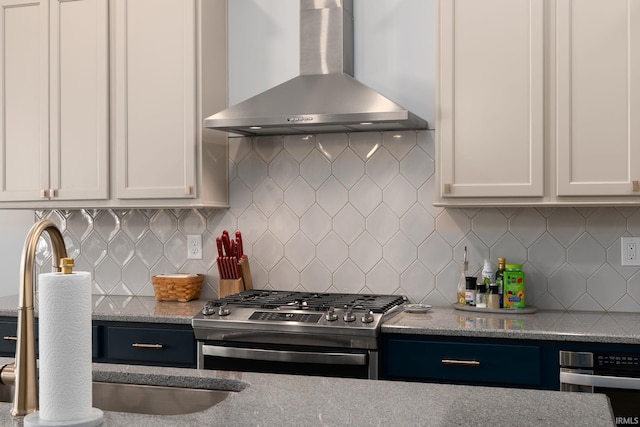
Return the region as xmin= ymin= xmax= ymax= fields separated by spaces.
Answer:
xmin=187 ymin=235 xmax=203 ymax=260
xmin=621 ymin=237 xmax=640 ymax=266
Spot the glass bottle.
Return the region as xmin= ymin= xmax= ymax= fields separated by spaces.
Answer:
xmin=456 ymin=246 xmax=469 ymax=305
xmin=476 ymin=283 xmax=487 ymax=308
xmin=465 ymin=276 xmax=477 ymax=307
xmin=488 ymin=283 xmax=500 ymax=309
xmin=495 ymin=257 xmax=506 ymax=308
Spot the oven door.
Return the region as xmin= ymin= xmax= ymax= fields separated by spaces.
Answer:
xmin=198 ymin=341 xmax=378 ymax=379
xmin=560 ymin=368 xmax=640 ymax=427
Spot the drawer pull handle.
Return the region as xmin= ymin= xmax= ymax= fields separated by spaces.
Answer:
xmin=441 ymin=359 xmax=480 ymax=367
xmin=131 ymin=343 xmax=164 ymax=349
xmin=3 ymin=336 xmax=17 ymax=341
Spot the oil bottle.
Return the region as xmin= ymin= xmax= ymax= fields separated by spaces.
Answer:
xmin=456 ymin=246 xmax=468 ymax=305
xmin=495 ymin=257 xmax=506 ymax=308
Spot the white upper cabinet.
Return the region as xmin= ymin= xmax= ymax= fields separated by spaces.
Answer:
xmin=0 ymin=0 xmax=49 ymax=202
xmin=555 ymin=0 xmax=640 ymax=197
xmin=0 ymin=0 xmax=228 ymax=208
xmin=437 ymin=0 xmax=640 ymax=206
xmin=114 ymin=0 xmax=196 ymax=200
xmin=437 ymin=0 xmax=545 ymax=199
xmin=0 ymin=0 xmax=108 ymax=203
xmin=51 ymin=0 xmax=109 ymax=201
xmin=113 ymin=0 xmax=228 ymax=207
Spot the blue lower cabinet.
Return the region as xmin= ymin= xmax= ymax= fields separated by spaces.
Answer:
xmin=92 ymin=325 xmax=103 ymax=361
xmin=382 ymin=335 xmax=543 ymax=388
xmin=0 ymin=317 xmax=40 ymax=357
xmin=105 ymin=324 xmax=196 ymax=368
xmin=0 ymin=317 xmax=195 ymax=368
xmin=0 ymin=319 xmax=18 ymax=356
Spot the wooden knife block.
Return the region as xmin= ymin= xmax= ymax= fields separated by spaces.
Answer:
xmin=218 ymin=257 xmax=253 ymax=298
xmin=238 ymin=257 xmax=253 ymax=290
xmin=219 ymin=278 xmax=244 ymax=298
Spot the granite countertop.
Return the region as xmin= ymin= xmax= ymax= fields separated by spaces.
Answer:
xmin=2 ymin=292 xmax=640 ymax=345
xmin=383 ymin=305 xmax=640 ymax=344
xmin=0 ymin=361 xmax=615 ymax=426
xmin=0 ymin=294 xmax=203 ymax=324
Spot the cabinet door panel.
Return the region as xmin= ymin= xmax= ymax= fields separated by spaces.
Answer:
xmin=556 ymin=0 xmax=640 ymax=196
xmin=107 ymin=326 xmax=196 ymax=367
xmin=383 ymin=337 xmax=541 ymax=387
xmin=438 ymin=0 xmax=544 ymax=198
xmin=50 ymin=0 xmax=109 ymax=200
xmin=115 ymin=0 xmax=197 ymax=199
xmin=0 ymin=0 xmax=49 ymax=201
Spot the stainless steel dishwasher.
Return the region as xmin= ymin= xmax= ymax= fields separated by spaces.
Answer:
xmin=560 ymin=350 xmax=640 ymax=426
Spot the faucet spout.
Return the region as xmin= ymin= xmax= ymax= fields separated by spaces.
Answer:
xmin=6 ymin=219 xmax=67 ymax=417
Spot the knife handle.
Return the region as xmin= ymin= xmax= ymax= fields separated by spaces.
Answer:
xmin=235 ymin=231 xmax=244 ymax=258
xmin=216 ymin=256 xmax=223 ymax=278
xmin=232 ymin=256 xmax=239 ymax=279
xmin=221 ymin=231 xmax=231 ymax=256
xmin=220 ymin=256 xmax=229 ymax=279
xmin=216 ymin=237 xmax=224 ymax=257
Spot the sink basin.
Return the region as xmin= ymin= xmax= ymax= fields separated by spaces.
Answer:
xmin=0 ymin=382 xmax=230 ymax=415
xmin=92 ymin=382 xmax=230 ymax=415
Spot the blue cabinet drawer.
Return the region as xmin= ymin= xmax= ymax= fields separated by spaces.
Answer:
xmin=92 ymin=325 xmax=103 ymax=360
xmin=107 ymin=326 xmax=195 ymax=367
xmin=383 ymin=337 xmax=541 ymax=387
xmin=0 ymin=320 xmax=17 ymax=355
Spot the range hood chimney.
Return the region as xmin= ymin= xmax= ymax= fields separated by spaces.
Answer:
xmin=204 ymin=0 xmax=428 ymax=136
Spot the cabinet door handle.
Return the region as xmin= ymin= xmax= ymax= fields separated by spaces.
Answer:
xmin=633 ymin=180 xmax=639 ymax=192
xmin=40 ymin=190 xmax=48 ymax=198
xmin=3 ymin=336 xmax=17 ymax=341
xmin=443 ymin=183 xmax=451 ymax=194
xmin=131 ymin=343 xmax=164 ymax=349
xmin=441 ymin=359 xmax=480 ymax=367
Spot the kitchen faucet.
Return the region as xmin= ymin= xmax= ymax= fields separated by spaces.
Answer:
xmin=0 ymin=219 xmax=67 ymax=417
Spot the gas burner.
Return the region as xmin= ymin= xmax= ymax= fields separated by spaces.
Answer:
xmin=206 ymin=290 xmax=407 ymax=313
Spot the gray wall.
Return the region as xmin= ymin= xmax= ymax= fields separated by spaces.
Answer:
xmin=0 ymin=211 xmax=35 ymax=297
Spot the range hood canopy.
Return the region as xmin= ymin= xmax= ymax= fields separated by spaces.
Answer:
xmin=205 ymin=0 xmax=428 ymax=136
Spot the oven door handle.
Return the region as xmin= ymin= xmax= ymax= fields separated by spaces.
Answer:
xmin=201 ymin=344 xmax=367 ymax=366
xmin=560 ymin=370 xmax=640 ymax=390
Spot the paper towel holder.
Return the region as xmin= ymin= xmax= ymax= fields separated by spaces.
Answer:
xmin=0 ymin=220 xmax=70 ymax=417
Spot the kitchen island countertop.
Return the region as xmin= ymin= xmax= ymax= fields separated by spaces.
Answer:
xmin=0 ymin=361 xmax=615 ymax=426
xmin=383 ymin=305 xmax=640 ymax=344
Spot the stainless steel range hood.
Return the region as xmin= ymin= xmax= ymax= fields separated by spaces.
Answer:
xmin=204 ymin=0 xmax=428 ymax=136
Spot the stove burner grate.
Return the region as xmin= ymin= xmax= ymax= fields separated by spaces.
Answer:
xmin=208 ymin=290 xmax=406 ymax=313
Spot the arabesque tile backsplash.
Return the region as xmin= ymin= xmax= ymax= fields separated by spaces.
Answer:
xmin=34 ymin=130 xmax=640 ymax=312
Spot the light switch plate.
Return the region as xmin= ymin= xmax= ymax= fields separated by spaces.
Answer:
xmin=187 ymin=235 xmax=203 ymax=260
xmin=621 ymin=237 xmax=640 ymax=266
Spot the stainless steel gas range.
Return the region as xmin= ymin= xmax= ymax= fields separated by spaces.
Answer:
xmin=191 ymin=290 xmax=407 ymax=379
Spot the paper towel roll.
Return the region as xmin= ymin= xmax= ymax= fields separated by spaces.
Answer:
xmin=37 ymin=271 xmax=94 ymax=422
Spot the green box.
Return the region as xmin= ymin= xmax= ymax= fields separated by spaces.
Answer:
xmin=504 ymin=266 xmax=525 ymax=309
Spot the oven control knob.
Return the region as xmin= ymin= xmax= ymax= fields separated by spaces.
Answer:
xmin=218 ymin=303 xmax=231 ymax=317
xmin=343 ymin=308 xmax=356 ymax=322
xmin=325 ymin=308 xmax=338 ymax=321
xmin=361 ymin=310 xmax=374 ymax=324
xmin=202 ymin=303 xmax=216 ymax=316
